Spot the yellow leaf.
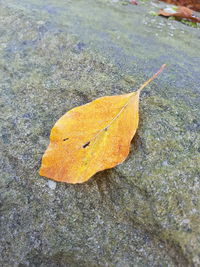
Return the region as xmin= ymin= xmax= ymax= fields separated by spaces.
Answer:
xmin=39 ymin=65 xmax=166 ymax=184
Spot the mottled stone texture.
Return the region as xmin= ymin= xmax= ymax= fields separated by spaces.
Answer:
xmin=0 ymin=0 xmax=200 ymax=266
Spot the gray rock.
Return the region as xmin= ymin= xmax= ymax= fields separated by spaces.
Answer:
xmin=0 ymin=0 xmax=199 ymax=266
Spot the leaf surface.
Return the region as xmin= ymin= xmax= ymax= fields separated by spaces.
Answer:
xmin=39 ymin=65 xmax=165 ymax=184
xmin=159 ymin=6 xmax=200 ymax=23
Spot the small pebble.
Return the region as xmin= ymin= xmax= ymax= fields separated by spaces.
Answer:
xmin=162 ymin=160 xmax=168 ymax=166
xmin=48 ymin=180 xmax=57 ymax=190
xmin=37 ymin=20 xmax=45 ymax=25
xmin=181 ymin=219 xmax=190 ymax=224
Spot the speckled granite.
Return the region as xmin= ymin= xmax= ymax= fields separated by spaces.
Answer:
xmin=0 ymin=0 xmax=200 ymax=266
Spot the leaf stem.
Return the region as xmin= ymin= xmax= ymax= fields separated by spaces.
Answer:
xmin=68 ymin=64 xmax=166 ymax=153
xmin=137 ymin=64 xmax=166 ymax=93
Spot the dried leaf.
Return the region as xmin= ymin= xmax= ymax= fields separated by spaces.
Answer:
xmin=160 ymin=0 xmax=200 ymax=12
xmin=130 ymin=0 xmax=138 ymax=5
xmin=159 ymin=6 xmax=200 ymax=23
xmin=39 ymin=65 xmax=166 ymax=184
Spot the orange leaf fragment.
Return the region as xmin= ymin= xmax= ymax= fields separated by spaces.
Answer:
xmin=159 ymin=6 xmax=200 ymax=23
xmin=39 ymin=65 xmax=166 ymax=184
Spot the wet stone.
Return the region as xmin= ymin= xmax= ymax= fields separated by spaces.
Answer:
xmin=0 ymin=0 xmax=200 ymax=266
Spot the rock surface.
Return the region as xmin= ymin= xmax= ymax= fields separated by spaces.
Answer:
xmin=0 ymin=0 xmax=200 ymax=266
